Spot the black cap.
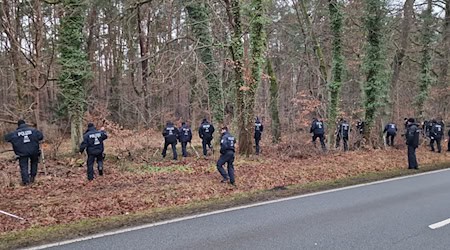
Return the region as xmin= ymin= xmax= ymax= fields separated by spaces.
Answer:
xmin=202 ymin=118 xmax=207 ymax=123
xmin=407 ymin=118 xmax=415 ymax=123
xmin=88 ymin=123 xmax=95 ymax=128
xmin=221 ymin=126 xmax=228 ymax=131
xmin=17 ymin=120 xmax=26 ymax=126
xmin=182 ymin=122 xmax=186 ymax=126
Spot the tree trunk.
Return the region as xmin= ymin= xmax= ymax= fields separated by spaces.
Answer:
xmin=86 ymin=2 xmax=97 ymax=70
xmin=267 ymin=59 xmax=281 ymax=143
xmin=58 ymin=0 xmax=91 ymax=153
xmin=415 ymin=0 xmax=434 ymax=120
xmin=238 ymin=0 xmax=268 ymax=155
xmin=363 ymin=0 xmax=387 ymax=140
xmin=224 ymin=0 xmax=247 ymax=154
xmin=185 ymin=0 xmax=224 ymax=124
xmin=439 ymin=0 xmax=450 ymax=87
xmin=295 ymin=0 xmax=328 ymax=85
xmin=439 ymin=0 xmax=450 ymax=116
xmin=32 ymin=0 xmax=44 ymax=129
xmin=137 ymin=5 xmax=151 ymax=123
xmin=123 ymin=6 xmax=139 ymax=126
xmin=1 ymin=0 xmax=26 ymax=115
xmin=107 ymin=4 xmax=121 ymax=122
xmin=327 ymin=0 xmax=344 ymax=146
xmin=390 ymin=0 xmax=414 ymax=121
xmin=70 ymin=111 xmax=83 ymax=153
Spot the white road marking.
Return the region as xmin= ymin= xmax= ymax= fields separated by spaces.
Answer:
xmin=0 ymin=209 xmax=24 ymax=220
xmin=25 ymin=167 xmax=450 ymax=250
xmin=429 ymin=218 xmax=450 ymax=230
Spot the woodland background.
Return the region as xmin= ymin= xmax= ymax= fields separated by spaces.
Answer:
xmin=0 ymin=0 xmax=449 ymax=152
xmin=1 ymin=0 xmax=450 ymax=241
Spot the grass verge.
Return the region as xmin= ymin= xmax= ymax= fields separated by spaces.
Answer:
xmin=1 ymin=161 xmax=449 ymax=250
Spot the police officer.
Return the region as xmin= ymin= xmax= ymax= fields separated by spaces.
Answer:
xmin=336 ymin=119 xmax=350 ymax=151
xmin=162 ymin=121 xmax=178 ymax=160
xmin=430 ymin=118 xmax=444 ymax=153
xmin=406 ymin=118 xmax=420 ymax=169
xmin=198 ymin=118 xmax=215 ymax=157
xmin=4 ymin=120 xmax=44 ymax=185
xmin=310 ymin=118 xmax=326 ymax=151
xmin=217 ymin=126 xmax=236 ymax=186
xmin=79 ymin=123 xmax=108 ymax=181
xmin=178 ymin=122 xmax=192 ymax=158
xmin=383 ymin=122 xmax=398 ymax=146
xmin=254 ymin=117 xmax=263 ymax=155
xmin=356 ymin=119 xmax=365 ymax=135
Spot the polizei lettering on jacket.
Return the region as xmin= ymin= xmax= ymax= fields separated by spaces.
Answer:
xmin=18 ymin=130 xmax=33 ymax=143
xmin=203 ymin=124 xmax=210 ymax=133
xmin=167 ymin=127 xmax=175 ymax=135
xmin=89 ymin=133 xmax=102 ymax=145
xmin=17 ymin=130 xmax=32 ymax=137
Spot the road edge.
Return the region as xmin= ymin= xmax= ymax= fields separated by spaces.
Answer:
xmin=1 ymin=162 xmax=449 ymax=250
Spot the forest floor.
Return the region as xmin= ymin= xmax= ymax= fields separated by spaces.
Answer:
xmin=0 ymin=125 xmax=449 ymax=249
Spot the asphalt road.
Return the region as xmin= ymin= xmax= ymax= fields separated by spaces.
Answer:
xmin=39 ymin=169 xmax=450 ymax=250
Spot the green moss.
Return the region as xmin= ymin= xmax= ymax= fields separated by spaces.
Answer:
xmin=184 ymin=1 xmax=224 ymax=123
xmin=328 ymin=0 xmax=345 ymax=144
xmin=58 ymin=0 xmax=91 ymax=152
xmin=139 ymin=165 xmax=193 ymax=174
xmin=415 ymin=0 xmax=435 ymax=119
xmin=363 ymin=0 xmax=388 ymax=136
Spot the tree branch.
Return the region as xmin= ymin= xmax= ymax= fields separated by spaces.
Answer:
xmin=40 ymin=0 xmax=61 ymax=4
xmin=0 ymin=118 xmax=16 ymax=124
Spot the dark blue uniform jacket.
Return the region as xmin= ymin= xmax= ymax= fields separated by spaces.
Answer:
xmin=338 ymin=122 xmax=350 ymax=137
xmin=254 ymin=122 xmax=264 ymax=139
xmin=431 ymin=122 xmax=444 ymax=139
xmin=310 ymin=120 xmax=325 ymax=135
xmin=178 ymin=125 xmax=192 ymax=143
xmin=384 ymin=123 xmax=398 ymax=135
xmin=80 ymin=127 xmax=108 ymax=155
xmin=199 ymin=122 xmax=215 ymax=140
xmin=406 ymin=124 xmax=420 ymax=148
xmin=220 ymin=132 xmax=236 ymax=154
xmin=163 ymin=124 xmax=179 ymax=144
xmin=4 ymin=124 xmax=43 ymax=157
